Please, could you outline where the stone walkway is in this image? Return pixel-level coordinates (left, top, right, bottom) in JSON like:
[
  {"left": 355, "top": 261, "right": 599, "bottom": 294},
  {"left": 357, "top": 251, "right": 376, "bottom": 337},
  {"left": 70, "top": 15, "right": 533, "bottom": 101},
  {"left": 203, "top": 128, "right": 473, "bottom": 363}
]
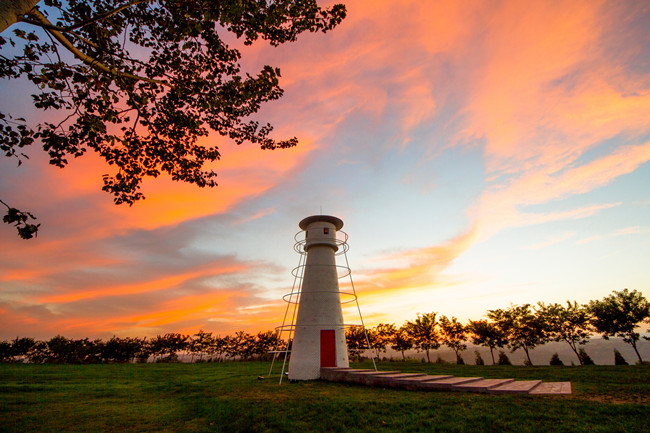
[{"left": 320, "top": 368, "right": 572, "bottom": 395}]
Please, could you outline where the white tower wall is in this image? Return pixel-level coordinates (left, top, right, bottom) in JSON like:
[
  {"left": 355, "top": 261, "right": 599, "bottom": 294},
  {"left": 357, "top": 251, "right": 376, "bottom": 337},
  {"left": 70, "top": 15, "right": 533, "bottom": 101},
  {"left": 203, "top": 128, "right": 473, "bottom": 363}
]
[{"left": 288, "top": 216, "right": 349, "bottom": 380}]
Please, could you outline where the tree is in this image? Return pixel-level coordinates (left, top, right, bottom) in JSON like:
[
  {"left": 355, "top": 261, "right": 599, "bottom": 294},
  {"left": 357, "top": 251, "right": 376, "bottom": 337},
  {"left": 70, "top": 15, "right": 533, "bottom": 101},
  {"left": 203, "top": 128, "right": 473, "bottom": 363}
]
[
  {"left": 549, "top": 353, "right": 563, "bottom": 366},
  {"left": 536, "top": 301, "right": 591, "bottom": 365},
  {"left": 0, "top": 0, "right": 346, "bottom": 238},
  {"left": 438, "top": 315, "right": 467, "bottom": 364},
  {"left": 466, "top": 319, "right": 508, "bottom": 365},
  {"left": 208, "top": 335, "right": 228, "bottom": 362},
  {"left": 614, "top": 349, "right": 628, "bottom": 365},
  {"left": 497, "top": 350, "right": 512, "bottom": 365},
  {"left": 188, "top": 330, "right": 214, "bottom": 362},
  {"left": 101, "top": 336, "right": 143, "bottom": 362},
  {"left": 226, "top": 330, "right": 255, "bottom": 360},
  {"left": 10, "top": 336, "right": 36, "bottom": 361},
  {"left": 27, "top": 340, "right": 50, "bottom": 363},
  {"left": 390, "top": 326, "right": 413, "bottom": 361},
  {"left": 588, "top": 289, "right": 650, "bottom": 364},
  {"left": 46, "top": 334, "right": 70, "bottom": 363},
  {"left": 0, "top": 340, "right": 12, "bottom": 362},
  {"left": 403, "top": 312, "right": 440, "bottom": 363},
  {"left": 578, "top": 348, "right": 594, "bottom": 365},
  {"left": 497, "top": 350, "right": 511, "bottom": 365},
  {"left": 487, "top": 304, "right": 548, "bottom": 366},
  {"left": 371, "top": 323, "right": 397, "bottom": 359},
  {"left": 345, "top": 326, "right": 367, "bottom": 362},
  {"left": 253, "top": 330, "right": 282, "bottom": 361},
  {"left": 135, "top": 337, "right": 151, "bottom": 363},
  {"left": 149, "top": 333, "right": 187, "bottom": 361}
]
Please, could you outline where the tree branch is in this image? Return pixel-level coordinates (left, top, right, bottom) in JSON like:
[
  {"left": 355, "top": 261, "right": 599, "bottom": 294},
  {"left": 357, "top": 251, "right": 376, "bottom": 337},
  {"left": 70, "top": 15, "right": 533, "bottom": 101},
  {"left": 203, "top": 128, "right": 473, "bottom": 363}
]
[
  {"left": 25, "top": 8, "right": 168, "bottom": 86},
  {"left": 18, "top": 0, "right": 152, "bottom": 33},
  {"left": 61, "top": 0, "right": 152, "bottom": 33}
]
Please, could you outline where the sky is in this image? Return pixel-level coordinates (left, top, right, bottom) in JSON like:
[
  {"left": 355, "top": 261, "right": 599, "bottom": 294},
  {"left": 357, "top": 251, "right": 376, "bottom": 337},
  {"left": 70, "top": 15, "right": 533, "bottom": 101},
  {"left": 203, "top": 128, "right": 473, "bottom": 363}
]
[{"left": 1, "top": 0, "right": 649, "bottom": 340}]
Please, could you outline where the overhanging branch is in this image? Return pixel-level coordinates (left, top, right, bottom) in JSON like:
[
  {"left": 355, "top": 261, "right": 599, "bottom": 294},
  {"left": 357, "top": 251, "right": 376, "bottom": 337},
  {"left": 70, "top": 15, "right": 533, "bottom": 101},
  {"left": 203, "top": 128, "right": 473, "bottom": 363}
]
[{"left": 26, "top": 8, "right": 168, "bottom": 86}]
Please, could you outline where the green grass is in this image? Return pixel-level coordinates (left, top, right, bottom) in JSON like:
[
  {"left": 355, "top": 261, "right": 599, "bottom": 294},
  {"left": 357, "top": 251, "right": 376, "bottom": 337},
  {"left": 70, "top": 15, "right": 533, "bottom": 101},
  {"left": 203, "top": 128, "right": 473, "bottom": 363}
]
[{"left": 1, "top": 361, "right": 648, "bottom": 433}]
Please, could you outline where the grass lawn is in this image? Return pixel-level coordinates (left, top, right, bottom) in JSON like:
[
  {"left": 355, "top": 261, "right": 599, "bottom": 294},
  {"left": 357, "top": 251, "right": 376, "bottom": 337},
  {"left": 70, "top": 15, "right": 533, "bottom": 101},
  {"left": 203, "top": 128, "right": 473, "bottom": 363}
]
[{"left": 1, "top": 361, "right": 648, "bottom": 432}]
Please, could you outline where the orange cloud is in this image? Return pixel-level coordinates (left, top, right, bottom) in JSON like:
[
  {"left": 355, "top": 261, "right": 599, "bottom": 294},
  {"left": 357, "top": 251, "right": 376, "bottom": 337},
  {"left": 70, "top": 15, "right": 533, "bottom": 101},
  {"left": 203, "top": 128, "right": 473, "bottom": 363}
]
[
  {"left": 473, "top": 142, "right": 650, "bottom": 240},
  {"left": 97, "top": 137, "right": 316, "bottom": 232},
  {"left": 21, "top": 289, "right": 250, "bottom": 338},
  {"left": 349, "top": 227, "right": 476, "bottom": 302},
  {"left": 464, "top": 1, "right": 604, "bottom": 166},
  {"left": 38, "top": 262, "right": 248, "bottom": 304},
  {"left": 122, "top": 291, "right": 244, "bottom": 328}
]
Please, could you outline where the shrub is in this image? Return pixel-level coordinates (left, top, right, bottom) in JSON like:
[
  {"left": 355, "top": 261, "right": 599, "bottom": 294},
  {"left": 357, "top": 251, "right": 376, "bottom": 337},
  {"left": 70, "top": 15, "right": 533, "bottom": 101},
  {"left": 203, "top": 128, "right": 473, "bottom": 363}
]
[
  {"left": 474, "top": 350, "right": 485, "bottom": 365},
  {"left": 497, "top": 351, "right": 511, "bottom": 365},
  {"left": 578, "top": 348, "right": 595, "bottom": 365},
  {"left": 549, "top": 353, "right": 564, "bottom": 366},
  {"left": 614, "top": 349, "right": 628, "bottom": 365},
  {"left": 435, "top": 355, "right": 446, "bottom": 364},
  {"left": 456, "top": 354, "right": 465, "bottom": 365}
]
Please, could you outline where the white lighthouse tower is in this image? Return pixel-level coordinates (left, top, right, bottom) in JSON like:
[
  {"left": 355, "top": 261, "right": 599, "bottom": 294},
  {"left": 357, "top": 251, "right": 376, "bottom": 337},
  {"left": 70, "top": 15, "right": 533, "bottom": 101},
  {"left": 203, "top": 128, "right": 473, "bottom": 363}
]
[{"left": 287, "top": 215, "right": 350, "bottom": 380}]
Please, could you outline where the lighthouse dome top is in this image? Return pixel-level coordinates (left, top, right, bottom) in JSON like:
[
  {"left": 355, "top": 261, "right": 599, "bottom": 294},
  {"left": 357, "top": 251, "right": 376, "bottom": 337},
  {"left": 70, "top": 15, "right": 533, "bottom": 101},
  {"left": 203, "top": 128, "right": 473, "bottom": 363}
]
[{"left": 299, "top": 215, "right": 343, "bottom": 231}]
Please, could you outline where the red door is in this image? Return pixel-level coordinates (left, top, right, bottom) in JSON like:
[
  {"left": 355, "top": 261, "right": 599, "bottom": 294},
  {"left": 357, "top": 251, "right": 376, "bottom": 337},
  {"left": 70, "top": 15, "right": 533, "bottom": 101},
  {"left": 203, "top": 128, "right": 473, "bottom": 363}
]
[{"left": 320, "top": 330, "right": 336, "bottom": 367}]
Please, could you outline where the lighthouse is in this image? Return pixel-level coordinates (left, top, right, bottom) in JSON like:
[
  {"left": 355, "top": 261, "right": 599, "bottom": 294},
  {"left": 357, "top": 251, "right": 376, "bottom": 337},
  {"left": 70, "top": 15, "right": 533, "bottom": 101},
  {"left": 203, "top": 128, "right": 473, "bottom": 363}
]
[{"left": 287, "top": 215, "right": 350, "bottom": 380}]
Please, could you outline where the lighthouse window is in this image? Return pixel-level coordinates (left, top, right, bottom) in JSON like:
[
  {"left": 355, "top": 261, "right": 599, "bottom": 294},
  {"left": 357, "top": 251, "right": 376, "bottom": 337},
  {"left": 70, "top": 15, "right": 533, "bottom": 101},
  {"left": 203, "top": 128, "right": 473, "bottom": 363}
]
[{"left": 323, "top": 228, "right": 329, "bottom": 235}]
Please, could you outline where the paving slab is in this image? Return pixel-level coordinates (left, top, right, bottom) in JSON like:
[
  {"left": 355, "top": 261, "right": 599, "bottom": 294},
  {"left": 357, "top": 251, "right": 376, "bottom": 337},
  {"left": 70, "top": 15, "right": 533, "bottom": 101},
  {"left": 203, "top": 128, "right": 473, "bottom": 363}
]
[
  {"left": 528, "top": 382, "right": 572, "bottom": 395},
  {"left": 320, "top": 368, "right": 373, "bottom": 381},
  {"left": 344, "top": 370, "right": 402, "bottom": 384},
  {"left": 489, "top": 380, "right": 542, "bottom": 395},
  {"left": 417, "top": 377, "right": 483, "bottom": 390},
  {"left": 452, "top": 378, "right": 515, "bottom": 393},
  {"left": 365, "top": 373, "right": 428, "bottom": 387},
  {"left": 393, "top": 375, "right": 454, "bottom": 390}
]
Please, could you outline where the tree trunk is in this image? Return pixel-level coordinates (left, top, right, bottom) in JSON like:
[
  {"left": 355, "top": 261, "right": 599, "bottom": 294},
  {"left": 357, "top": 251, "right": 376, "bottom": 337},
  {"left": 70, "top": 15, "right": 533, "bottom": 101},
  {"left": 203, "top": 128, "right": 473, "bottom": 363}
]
[
  {"left": 523, "top": 346, "right": 533, "bottom": 365},
  {"left": 631, "top": 341, "right": 643, "bottom": 364},
  {"left": 426, "top": 349, "right": 430, "bottom": 363},
  {"left": 567, "top": 340, "right": 582, "bottom": 365},
  {"left": 0, "top": 0, "right": 40, "bottom": 34},
  {"left": 489, "top": 347, "right": 495, "bottom": 365}
]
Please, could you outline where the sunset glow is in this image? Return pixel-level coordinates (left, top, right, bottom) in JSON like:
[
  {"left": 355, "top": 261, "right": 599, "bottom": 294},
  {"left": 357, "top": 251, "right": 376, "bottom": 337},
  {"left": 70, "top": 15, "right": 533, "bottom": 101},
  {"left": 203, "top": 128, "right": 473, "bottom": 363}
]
[{"left": 1, "top": 0, "right": 649, "bottom": 340}]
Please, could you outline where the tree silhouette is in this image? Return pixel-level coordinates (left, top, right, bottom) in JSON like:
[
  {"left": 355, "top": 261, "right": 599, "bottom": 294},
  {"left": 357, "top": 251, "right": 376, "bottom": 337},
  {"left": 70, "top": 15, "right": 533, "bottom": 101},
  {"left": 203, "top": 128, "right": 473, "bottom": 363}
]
[
  {"left": 370, "top": 323, "right": 397, "bottom": 359},
  {"left": 253, "top": 330, "right": 282, "bottom": 361},
  {"left": 390, "top": 326, "right": 414, "bottom": 361},
  {"left": 345, "top": 326, "right": 368, "bottom": 362},
  {"left": 0, "top": 0, "right": 346, "bottom": 238},
  {"left": 188, "top": 330, "right": 214, "bottom": 362},
  {"left": 488, "top": 304, "right": 548, "bottom": 366},
  {"left": 536, "top": 301, "right": 591, "bottom": 365},
  {"left": 438, "top": 315, "right": 467, "bottom": 364},
  {"left": 588, "top": 289, "right": 649, "bottom": 364},
  {"left": 403, "top": 312, "right": 440, "bottom": 363},
  {"left": 466, "top": 319, "right": 508, "bottom": 365},
  {"left": 0, "top": 340, "right": 11, "bottom": 362},
  {"left": 549, "top": 353, "right": 563, "bottom": 366},
  {"left": 101, "top": 336, "right": 144, "bottom": 363},
  {"left": 613, "top": 349, "right": 628, "bottom": 365},
  {"left": 10, "top": 336, "right": 36, "bottom": 361}
]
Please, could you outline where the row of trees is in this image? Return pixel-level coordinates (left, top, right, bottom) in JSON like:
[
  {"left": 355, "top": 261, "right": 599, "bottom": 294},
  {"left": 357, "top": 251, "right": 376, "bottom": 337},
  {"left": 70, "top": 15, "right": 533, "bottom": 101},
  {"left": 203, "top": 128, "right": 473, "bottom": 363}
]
[
  {"left": 1, "top": 289, "right": 648, "bottom": 365},
  {"left": 346, "top": 289, "right": 650, "bottom": 365},
  {"left": 0, "top": 330, "right": 282, "bottom": 364}
]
